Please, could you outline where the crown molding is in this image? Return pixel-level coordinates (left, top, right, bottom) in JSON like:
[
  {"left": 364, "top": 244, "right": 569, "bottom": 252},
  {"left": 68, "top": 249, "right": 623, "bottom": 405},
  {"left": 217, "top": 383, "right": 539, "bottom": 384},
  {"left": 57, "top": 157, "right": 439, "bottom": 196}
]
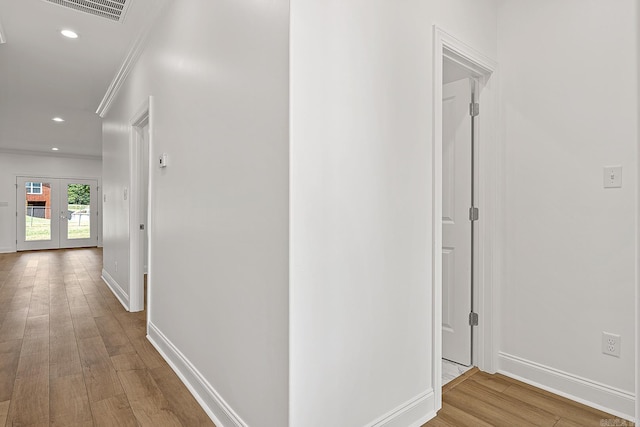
[
  {"left": 0, "top": 147, "right": 101, "bottom": 161},
  {"left": 96, "top": 0, "right": 172, "bottom": 118}
]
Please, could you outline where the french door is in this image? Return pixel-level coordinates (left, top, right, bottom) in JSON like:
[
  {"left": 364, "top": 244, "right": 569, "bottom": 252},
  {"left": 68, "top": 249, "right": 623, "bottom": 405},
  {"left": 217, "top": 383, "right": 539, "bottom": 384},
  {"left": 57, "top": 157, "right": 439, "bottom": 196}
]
[{"left": 17, "top": 177, "right": 98, "bottom": 251}]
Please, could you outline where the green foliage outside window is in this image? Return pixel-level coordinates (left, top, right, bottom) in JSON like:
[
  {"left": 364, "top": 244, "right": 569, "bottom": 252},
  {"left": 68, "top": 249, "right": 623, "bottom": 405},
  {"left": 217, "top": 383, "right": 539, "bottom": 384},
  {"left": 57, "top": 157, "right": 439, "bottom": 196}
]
[{"left": 67, "top": 184, "right": 91, "bottom": 205}]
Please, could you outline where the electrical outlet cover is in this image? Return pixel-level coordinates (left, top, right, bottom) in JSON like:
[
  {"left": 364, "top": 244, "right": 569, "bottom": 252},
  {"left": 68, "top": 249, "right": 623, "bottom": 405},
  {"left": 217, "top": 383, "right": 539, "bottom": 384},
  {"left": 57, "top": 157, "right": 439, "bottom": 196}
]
[{"left": 602, "top": 332, "right": 621, "bottom": 357}]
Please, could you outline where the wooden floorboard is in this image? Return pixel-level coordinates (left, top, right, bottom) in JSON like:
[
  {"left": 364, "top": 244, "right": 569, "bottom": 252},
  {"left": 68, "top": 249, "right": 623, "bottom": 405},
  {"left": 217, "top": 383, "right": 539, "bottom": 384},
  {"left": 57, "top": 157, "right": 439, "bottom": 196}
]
[
  {"left": 425, "top": 370, "right": 634, "bottom": 427},
  {"left": 0, "top": 248, "right": 215, "bottom": 427}
]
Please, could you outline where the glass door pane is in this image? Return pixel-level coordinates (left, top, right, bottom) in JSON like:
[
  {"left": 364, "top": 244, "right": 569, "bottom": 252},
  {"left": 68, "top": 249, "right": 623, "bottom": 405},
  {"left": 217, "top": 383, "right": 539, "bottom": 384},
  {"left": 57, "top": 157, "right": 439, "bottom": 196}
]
[
  {"left": 17, "top": 177, "right": 60, "bottom": 251},
  {"left": 66, "top": 183, "right": 91, "bottom": 240},
  {"left": 59, "top": 179, "right": 98, "bottom": 249},
  {"left": 25, "top": 181, "right": 52, "bottom": 241}
]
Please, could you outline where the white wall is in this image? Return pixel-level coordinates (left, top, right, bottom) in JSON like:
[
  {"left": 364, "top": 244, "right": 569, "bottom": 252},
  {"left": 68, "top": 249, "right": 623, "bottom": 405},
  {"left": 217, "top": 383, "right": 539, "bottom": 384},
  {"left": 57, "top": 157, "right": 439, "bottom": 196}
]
[
  {"left": 290, "top": 1, "right": 498, "bottom": 425},
  {"left": 101, "top": 0, "right": 289, "bottom": 426},
  {"left": 101, "top": 118, "right": 131, "bottom": 302},
  {"left": 0, "top": 151, "right": 102, "bottom": 253},
  {"left": 497, "top": 0, "right": 638, "bottom": 418},
  {"left": 101, "top": 0, "right": 640, "bottom": 424}
]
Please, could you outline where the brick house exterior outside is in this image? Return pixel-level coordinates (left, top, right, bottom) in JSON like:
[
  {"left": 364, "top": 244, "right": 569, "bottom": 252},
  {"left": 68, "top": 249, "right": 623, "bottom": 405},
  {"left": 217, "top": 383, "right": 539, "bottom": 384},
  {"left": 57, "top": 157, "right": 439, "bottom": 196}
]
[{"left": 26, "top": 182, "right": 52, "bottom": 219}]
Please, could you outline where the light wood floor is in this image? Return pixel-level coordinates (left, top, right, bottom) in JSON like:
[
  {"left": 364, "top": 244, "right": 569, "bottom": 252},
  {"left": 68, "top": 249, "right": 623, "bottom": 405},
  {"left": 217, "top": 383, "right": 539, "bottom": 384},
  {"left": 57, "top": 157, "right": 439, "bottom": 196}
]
[
  {"left": 1, "top": 248, "right": 633, "bottom": 427},
  {"left": 424, "top": 368, "right": 633, "bottom": 427},
  {"left": 0, "top": 248, "right": 214, "bottom": 426}
]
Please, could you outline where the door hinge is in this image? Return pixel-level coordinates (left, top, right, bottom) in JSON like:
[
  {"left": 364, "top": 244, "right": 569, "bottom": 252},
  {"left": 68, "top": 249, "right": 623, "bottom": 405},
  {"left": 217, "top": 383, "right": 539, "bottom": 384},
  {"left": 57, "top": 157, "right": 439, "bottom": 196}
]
[
  {"left": 469, "top": 312, "right": 479, "bottom": 326},
  {"left": 469, "top": 207, "right": 479, "bottom": 221},
  {"left": 469, "top": 102, "right": 480, "bottom": 117}
]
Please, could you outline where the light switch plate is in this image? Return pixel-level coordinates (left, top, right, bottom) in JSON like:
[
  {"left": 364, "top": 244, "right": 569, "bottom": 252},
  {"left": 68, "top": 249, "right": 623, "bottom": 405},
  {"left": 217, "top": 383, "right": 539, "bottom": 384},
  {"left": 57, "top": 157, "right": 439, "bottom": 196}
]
[{"left": 603, "top": 166, "right": 622, "bottom": 188}]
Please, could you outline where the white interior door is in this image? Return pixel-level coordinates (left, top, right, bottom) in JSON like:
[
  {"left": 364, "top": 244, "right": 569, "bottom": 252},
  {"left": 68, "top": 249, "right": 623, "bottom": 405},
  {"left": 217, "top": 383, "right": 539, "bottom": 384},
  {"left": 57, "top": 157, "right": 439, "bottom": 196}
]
[
  {"left": 442, "top": 78, "right": 473, "bottom": 366},
  {"left": 17, "top": 177, "right": 98, "bottom": 251}
]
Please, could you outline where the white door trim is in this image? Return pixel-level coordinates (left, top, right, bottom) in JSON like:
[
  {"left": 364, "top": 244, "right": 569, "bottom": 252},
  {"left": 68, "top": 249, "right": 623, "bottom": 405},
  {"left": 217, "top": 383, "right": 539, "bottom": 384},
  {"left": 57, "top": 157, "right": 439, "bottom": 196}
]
[
  {"left": 129, "top": 96, "right": 153, "bottom": 314},
  {"left": 432, "top": 25, "right": 499, "bottom": 410}
]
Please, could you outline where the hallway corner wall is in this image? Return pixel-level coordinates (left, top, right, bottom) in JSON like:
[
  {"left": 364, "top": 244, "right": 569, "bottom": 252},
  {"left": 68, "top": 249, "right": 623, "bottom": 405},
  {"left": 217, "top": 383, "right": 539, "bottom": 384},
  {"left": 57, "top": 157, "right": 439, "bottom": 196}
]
[
  {"left": 101, "top": 0, "right": 290, "bottom": 426},
  {"left": 289, "top": 1, "right": 499, "bottom": 425}
]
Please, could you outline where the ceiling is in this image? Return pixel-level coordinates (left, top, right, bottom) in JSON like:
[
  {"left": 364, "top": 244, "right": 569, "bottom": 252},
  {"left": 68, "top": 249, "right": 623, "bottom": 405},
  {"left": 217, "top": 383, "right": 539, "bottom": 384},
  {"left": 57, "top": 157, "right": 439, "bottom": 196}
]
[{"left": 0, "top": 0, "right": 161, "bottom": 158}]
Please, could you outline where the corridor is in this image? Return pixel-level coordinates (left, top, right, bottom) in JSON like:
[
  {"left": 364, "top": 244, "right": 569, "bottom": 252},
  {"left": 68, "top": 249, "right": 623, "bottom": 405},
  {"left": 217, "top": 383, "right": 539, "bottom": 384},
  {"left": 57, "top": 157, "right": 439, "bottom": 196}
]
[{"left": 0, "top": 248, "right": 214, "bottom": 426}]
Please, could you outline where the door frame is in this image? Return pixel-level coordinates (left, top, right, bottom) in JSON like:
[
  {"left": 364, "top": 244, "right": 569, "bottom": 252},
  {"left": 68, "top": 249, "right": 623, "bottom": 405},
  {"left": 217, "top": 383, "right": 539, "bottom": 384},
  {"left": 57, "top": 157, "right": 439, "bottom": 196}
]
[
  {"left": 129, "top": 97, "right": 154, "bottom": 314},
  {"left": 432, "top": 25, "right": 499, "bottom": 409}
]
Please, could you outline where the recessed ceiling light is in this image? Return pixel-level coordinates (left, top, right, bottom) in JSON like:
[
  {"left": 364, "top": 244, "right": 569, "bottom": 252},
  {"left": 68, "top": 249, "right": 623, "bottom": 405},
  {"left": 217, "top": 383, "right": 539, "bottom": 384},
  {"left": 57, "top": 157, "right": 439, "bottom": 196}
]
[
  {"left": 61, "top": 29, "right": 78, "bottom": 39},
  {"left": 52, "top": 117, "right": 65, "bottom": 122},
  {"left": 51, "top": 147, "right": 59, "bottom": 151}
]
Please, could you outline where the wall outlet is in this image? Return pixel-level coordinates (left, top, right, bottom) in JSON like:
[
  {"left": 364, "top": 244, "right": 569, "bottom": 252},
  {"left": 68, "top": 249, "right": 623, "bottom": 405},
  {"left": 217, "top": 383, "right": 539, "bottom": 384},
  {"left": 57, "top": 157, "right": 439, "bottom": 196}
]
[{"left": 602, "top": 332, "right": 621, "bottom": 357}]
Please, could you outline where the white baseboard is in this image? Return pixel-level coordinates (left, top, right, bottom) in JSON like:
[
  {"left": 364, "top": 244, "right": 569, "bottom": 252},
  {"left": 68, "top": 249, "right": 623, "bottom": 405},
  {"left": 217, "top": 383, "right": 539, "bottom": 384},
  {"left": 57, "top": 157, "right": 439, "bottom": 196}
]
[
  {"left": 365, "top": 389, "right": 436, "bottom": 427},
  {"left": 0, "top": 247, "right": 15, "bottom": 254},
  {"left": 498, "top": 352, "right": 635, "bottom": 421},
  {"left": 101, "top": 268, "right": 130, "bottom": 311},
  {"left": 147, "top": 322, "right": 247, "bottom": 427}
]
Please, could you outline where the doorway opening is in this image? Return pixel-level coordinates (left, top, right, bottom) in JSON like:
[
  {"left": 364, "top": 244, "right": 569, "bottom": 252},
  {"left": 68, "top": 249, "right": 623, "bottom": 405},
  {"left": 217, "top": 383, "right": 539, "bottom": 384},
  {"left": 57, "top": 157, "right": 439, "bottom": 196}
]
[
  {"left": 129, "top": 98, "right": 152, "bottom": 314},
  {"left": 441, "top": 60, "right": 481, "bottom": 384},
  {"left": 17, "top": 176, "right": 99, "bottom": 251},
  {"left": 432, "top": 25, "right": 498, "bottom": 411}
]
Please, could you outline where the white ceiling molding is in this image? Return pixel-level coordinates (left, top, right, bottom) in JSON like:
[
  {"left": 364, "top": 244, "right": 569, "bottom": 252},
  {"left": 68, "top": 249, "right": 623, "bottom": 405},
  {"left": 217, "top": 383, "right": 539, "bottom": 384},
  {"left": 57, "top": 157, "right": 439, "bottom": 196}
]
[
  {"left": 96, "top": 0, "right": 172, "bottom": 118},
  {"left": 0, "top": 147, "right": 102, "bottom": 161}
]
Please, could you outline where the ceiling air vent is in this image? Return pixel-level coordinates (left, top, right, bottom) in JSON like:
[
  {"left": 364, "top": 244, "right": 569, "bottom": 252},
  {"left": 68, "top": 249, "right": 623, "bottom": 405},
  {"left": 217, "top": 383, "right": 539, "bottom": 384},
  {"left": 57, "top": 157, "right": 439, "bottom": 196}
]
[{"left": 43, "top": 0, "right": 131, "bottom": 23}]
